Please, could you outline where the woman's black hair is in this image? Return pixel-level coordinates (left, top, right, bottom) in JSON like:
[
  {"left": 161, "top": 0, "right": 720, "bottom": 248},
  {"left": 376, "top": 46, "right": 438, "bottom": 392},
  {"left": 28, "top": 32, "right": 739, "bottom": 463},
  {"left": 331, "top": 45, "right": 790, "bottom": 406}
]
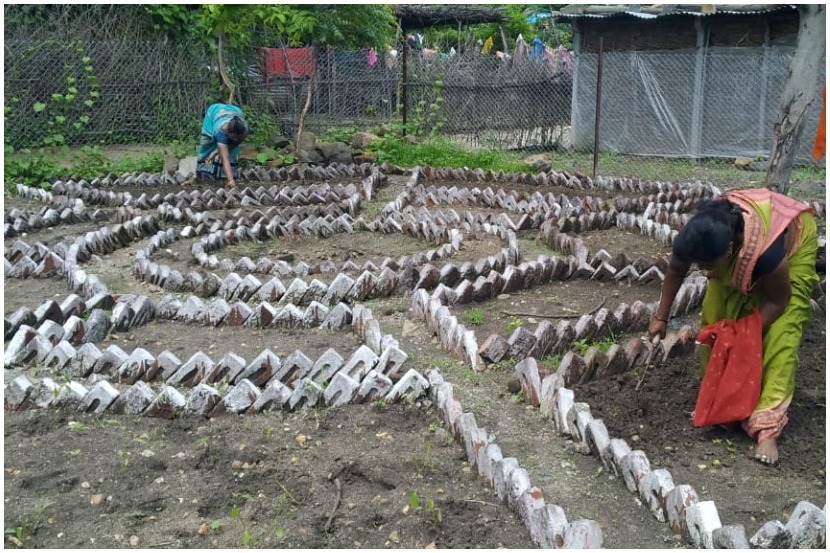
[
  {"left": 227, "top": 116, "right": 248, "bottom": 139},
  {"left": 672, "top": 199, "right": 745, "bottom": 264}
]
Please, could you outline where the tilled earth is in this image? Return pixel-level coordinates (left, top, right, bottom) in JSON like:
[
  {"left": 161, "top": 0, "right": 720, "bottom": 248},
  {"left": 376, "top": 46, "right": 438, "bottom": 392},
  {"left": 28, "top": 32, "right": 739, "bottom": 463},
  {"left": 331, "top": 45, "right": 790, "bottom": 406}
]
[{"left": 3, "top": 169, "right": 826, "bottom": 549}]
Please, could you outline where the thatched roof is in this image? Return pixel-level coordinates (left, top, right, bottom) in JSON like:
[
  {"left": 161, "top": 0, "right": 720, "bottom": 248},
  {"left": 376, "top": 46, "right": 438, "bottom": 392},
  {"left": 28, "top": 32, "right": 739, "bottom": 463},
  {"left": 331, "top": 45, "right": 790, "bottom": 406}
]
[{"left": 395, "top": 4, "right": 510, "bottom": 29}]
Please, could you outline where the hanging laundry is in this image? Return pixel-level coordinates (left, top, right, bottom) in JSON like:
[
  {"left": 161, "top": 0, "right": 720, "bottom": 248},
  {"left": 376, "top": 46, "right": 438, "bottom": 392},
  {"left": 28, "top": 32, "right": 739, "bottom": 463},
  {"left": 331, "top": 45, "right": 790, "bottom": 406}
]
[
  {"left": 481, "top": 37, "right": 494, "bottom": 55},
  {"left": 530, "top": 37, "right": 545, "bottom": 62},
  {"left": 514, "top": 34, "right": 528, "bottom": 65},
  {"left": 385, "top": 48, "right": 398, "bottom": 70}
]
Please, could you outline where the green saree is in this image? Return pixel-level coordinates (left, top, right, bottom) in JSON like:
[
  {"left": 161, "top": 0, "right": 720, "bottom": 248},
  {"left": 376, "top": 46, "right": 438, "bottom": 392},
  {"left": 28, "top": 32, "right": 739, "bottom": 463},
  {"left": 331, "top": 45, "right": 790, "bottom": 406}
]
[{"left": 699, "top": 200, "right": 819, "bottom": 442}]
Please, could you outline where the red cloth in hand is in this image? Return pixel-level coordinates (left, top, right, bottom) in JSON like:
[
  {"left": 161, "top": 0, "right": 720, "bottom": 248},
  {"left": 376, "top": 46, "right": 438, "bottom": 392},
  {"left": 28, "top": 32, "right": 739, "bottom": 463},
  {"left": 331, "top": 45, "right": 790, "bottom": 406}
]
[{"left": 693, "top": 308, "right": 763, "bottom": 428}]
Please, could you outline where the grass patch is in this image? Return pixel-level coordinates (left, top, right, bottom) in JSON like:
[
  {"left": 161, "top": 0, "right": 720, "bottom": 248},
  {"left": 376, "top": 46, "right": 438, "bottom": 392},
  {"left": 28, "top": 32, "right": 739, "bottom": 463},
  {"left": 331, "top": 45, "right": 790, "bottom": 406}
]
[{"left": 371, "top": 135, "right": 533, "bottom": 173}]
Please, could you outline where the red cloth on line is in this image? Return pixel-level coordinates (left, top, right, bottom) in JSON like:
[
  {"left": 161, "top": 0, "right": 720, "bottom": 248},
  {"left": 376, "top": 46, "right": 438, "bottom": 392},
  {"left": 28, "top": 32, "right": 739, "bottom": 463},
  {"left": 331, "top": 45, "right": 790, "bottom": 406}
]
[{"left": 693, "top": 308, "right": 763, "bottom": 428}]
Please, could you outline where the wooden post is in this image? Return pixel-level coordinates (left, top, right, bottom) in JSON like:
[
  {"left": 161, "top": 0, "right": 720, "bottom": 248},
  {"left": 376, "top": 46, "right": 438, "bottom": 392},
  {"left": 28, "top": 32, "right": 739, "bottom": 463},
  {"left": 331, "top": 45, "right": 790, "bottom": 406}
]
[
  {"left": 499, "top": 24, "right": 510, "bottom": 56},
  {"left": 592, "top": 37, "right": 604, "bottom": 180},
  {"left": 765, "top": 4, "right": 826, "bottom": 193}
]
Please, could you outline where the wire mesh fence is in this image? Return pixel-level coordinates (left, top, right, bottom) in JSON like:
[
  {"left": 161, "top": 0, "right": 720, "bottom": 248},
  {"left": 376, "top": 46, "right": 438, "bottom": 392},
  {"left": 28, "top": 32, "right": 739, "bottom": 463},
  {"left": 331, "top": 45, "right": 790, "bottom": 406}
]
[
  {"left": 3, "top": 7, "right": 824, "bottom": 167},
  {"left": 571, "top": 48, "right": 825, "bottom": 164},
  {"left": 4, "top": 37, "right": 214, "bottom": 148}
]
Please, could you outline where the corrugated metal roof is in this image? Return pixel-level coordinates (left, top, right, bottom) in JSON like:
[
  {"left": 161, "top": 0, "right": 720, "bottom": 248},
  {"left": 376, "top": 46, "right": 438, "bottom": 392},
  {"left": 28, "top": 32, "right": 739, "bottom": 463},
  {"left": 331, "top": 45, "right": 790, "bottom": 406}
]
[{"left": 554, "top": 4, "right": 797, "bottom": 21}]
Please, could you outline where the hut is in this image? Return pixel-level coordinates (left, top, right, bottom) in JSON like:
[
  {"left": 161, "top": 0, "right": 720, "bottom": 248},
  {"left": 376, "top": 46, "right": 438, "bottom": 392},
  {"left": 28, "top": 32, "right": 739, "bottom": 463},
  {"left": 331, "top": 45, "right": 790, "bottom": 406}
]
[{"left": 554, "top": 4, "right": 823, "bottom": 162}]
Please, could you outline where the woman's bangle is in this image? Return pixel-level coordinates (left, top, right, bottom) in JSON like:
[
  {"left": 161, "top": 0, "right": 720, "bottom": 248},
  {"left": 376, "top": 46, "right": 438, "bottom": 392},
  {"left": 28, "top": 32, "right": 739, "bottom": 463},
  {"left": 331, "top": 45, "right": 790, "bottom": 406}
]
[{"left": 653, "top": 315, "right": 669, "bottom": 323}]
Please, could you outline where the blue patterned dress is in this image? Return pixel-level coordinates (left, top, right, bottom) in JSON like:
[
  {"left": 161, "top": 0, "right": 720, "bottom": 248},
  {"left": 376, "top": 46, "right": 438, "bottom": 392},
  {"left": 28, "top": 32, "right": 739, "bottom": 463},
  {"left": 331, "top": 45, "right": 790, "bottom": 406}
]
[{"left": 196, "top": 103, "right": 248, "bottom": 179}]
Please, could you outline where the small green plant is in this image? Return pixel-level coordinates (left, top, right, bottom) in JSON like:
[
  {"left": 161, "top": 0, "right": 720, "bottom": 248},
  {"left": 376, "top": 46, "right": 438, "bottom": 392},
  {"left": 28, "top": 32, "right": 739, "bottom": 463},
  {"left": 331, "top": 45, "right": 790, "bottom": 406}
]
[
  {"left": 489, "top": 356, "right": 517, "bottom": 372},
  {"left": 408, "top": 491, "right": 443, "bottom": 526},
  {"left": 229, "top": 505, "right": 240, "bottom": 519},
  {"left": 68, "top": 448, "right": 81, "bottom": 457},
  {"left": 3, "top": 146, "right": 59, "bottom": 191},
  {"left": 371, "top": 398, "right": 388, "bottom": 409},
  {"left": 241, "top": 528, "right": 258, "bottom": 547},
  {"left": 412, "top": 444, "right": 436, "bottom": 477},
  {"left": 408, "top": 76, "right": 446, "bottom": 138},
  {"left": 67, "top": 421, "right": 87, "bottom": 432},
  {"left": 505, "top": 317, "right": 523, "bottom": 334},
  {"left": 210, "top": 519, "right": 225, "bottom": 533},
  {"left": 465, "top": 308, "right": 485, "bottom": 326},
  {"left": 573, "top": 338, "right": 590, "bottom": 355},
  {"left": 264, "top": 427, "right": 274, "bottom": 441},
  {"left": 243, "top": 102, "right": 283, "bottom": 145},
  {"left": 318, "top": 125, "right": 361, "bottom": 144},
  {"left": 512, "top": 389, "right": 525, "bottom": 404},
  {"left": 539, "top": 354, "right": 562, "bottom": 372},
  {"left": 573, "top": 332, "right": 618, "bottom": 355},
  {"left": 116, "top": 449, "right": 130, "bottom": 470}
]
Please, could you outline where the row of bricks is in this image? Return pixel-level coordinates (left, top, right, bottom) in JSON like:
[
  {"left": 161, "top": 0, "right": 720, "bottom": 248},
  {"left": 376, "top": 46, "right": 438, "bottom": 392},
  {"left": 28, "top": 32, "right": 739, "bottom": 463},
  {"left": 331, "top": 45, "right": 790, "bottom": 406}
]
[
  {"left": 424, "top": 368, "right": 604, "bottom": 548},
  {"left": 49, "top": 178, "right": 365, "bottom": 210},
  {"left": 512, "top": 357, "right": 826, "bottom": 548},
  {"left": 4, "top": 365, "right": 430, "bottom": 418}
]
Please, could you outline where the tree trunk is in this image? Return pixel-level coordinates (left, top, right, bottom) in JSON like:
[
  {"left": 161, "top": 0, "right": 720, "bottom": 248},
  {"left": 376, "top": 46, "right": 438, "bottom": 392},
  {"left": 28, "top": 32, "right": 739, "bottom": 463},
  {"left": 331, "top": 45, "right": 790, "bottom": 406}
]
[
  {"left": 217, "top": 30, "right": 236, "bottom": 105},
  {"left": 764, "top": 5, "right": 825, "bottom": 193}
]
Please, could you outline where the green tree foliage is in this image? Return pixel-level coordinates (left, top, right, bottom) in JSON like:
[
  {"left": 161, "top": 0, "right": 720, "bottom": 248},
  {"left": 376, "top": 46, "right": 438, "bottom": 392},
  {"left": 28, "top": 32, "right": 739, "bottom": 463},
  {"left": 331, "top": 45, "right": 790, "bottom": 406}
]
[
  {"left": 141, "top": 4, "right": 394, "bottom": 50},
  {"left": 311, "top": 5, "right": 396, "bottom": 50},
  {"left": 417, "top": 4, "right": 572, "bottom": 53}
]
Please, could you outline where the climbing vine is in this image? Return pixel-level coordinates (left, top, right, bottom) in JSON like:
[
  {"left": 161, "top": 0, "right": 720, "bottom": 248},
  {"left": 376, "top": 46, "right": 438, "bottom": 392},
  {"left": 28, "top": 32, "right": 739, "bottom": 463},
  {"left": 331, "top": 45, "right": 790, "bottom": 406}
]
[{"left": 19, "top": 42, "right": 100, "bottom": 148}]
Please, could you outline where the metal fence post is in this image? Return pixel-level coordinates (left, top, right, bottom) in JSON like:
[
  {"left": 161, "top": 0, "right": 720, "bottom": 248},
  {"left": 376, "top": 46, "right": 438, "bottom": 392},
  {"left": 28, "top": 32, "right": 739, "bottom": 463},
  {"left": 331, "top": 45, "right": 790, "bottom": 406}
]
[
  {"left": 592, "top": 37, "right": 604, "bottom": 179},
  {"left": 689, "top": 17, "right": 708, "bottom": 160},
  {"left": 402, "top": 42, "right": 408, "bottom": 136}
]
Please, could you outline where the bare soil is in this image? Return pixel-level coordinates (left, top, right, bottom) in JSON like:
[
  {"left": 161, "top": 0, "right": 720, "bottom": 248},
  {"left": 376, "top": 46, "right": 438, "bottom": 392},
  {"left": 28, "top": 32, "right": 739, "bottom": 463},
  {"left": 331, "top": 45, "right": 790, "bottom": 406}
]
[{"left": 4, "top": 168, "right": 826, "bottom": 549}]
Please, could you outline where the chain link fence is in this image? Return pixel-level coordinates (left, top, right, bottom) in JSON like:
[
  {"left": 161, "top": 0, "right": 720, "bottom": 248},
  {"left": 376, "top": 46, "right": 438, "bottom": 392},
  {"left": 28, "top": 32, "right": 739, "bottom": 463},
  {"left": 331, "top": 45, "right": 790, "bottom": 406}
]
[
  {"left": 4, "top": 6, "right": 215, "bottom": 149},
  {"left": 571, "top": 47, "right": 824, "bottom": 164},
  {"left": 232, "top": 41, "right": 573, "bottom": 151},
  {"left": 4, "top": 6, "right": 824, "bottom": 165}
]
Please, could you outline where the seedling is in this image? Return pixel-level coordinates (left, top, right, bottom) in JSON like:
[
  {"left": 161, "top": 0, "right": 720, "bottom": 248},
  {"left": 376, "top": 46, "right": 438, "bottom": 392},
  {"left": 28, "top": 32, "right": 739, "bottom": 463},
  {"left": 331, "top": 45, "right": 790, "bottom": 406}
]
[
  {"left": 505, "top": 317, "right": 523, "bottom": 334},
  {"left": 116, "top": 449, "right": 130, "bottom": 470},
  {"left": 512, "top": 389, "right": 524, "bottom": 404},
  {"left": 240, "top": 528, "right": 257, "bottom": 547},
  {"left": 412, "top": 444, "right": 436, "bottom": 477},
  {"left": 573, "top": 332, "right": 618, "bottom": 355},
  {"left": 465, "top": 308, "right": 485, "bottom": 326},
  {"left": 407, "top": 491, "right": 442, "bottom": 526}
]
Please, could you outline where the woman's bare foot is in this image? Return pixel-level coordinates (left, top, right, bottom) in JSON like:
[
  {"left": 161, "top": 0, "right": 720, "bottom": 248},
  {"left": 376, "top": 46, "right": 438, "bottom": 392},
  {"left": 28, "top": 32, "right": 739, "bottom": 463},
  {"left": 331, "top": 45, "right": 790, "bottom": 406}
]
[{"left": 754, "top": 438, "right": 779, "bottom": 466}]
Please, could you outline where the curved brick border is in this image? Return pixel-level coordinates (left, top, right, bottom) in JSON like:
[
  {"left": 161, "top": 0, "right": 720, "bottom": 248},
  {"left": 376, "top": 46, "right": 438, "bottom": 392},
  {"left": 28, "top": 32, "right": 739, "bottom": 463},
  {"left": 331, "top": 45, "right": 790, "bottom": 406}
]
[
  {"left": 424, "top": 368, "right": 604, "bottom": 548},
  {"left": 5, "top": 162, "right": 827, "bottom": 548},
  {"left": 4, "top": 214, "right": 162, "bottom": 282},
  {"left": 5, "top": 299, "right": 427, "bottom": 417},
  {"left": 511, "top": 356, "right": 826, "bottom": 548}
]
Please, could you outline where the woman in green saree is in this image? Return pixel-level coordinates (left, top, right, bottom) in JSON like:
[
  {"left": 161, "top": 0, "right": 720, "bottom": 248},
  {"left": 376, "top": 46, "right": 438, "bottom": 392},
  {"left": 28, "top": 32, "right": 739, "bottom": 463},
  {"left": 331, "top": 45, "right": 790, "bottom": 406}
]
[{"left": 649, "top": 188, "right": 819, "bottom": 466}]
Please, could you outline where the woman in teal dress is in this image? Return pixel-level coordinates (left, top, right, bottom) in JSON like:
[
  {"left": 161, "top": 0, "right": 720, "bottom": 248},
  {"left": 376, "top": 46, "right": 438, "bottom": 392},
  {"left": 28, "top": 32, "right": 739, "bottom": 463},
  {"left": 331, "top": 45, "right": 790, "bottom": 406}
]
[{"left": 196, "top": 103, "right": 249, "bottom": 188}]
